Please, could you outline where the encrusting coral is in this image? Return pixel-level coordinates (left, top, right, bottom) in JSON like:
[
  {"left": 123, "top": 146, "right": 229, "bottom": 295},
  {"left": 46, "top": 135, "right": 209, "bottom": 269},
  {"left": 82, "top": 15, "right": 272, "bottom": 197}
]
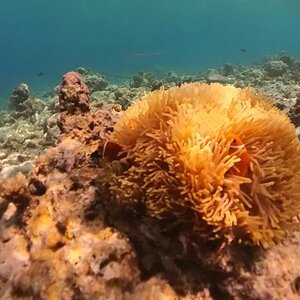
[{"left": 105, "top": 83, "right": 300, "bottom": 247}]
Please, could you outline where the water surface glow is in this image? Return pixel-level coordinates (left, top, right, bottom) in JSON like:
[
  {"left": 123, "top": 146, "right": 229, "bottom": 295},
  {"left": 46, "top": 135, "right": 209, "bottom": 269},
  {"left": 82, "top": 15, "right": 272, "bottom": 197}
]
[{"left": 0, "top": 0, "right": 300, "bottom": 101}]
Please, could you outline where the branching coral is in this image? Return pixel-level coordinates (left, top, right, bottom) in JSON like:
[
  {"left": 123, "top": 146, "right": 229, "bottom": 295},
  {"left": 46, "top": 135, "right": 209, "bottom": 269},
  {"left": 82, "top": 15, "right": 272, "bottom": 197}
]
[{"left": 105, "top": 83, "right": 300, "bottom": 247}]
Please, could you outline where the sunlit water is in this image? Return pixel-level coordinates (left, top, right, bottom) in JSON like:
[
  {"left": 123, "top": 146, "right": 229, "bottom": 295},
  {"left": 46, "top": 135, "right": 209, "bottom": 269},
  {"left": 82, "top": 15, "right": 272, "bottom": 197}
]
[{"left": 1, "top": 0, "right": 300, "bottom": 104}]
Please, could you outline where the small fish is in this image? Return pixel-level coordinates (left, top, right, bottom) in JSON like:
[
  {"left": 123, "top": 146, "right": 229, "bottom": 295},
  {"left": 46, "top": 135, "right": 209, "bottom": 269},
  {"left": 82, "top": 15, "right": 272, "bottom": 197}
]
[
  {"left": 134, "top": 51, "right": 164, "bottom": 57},
  {"left": 228, "top": 136, "right": 250, "bottom": 177},
  {"left": 37, "top": 72, "right": 44, "bottom": 77},
  {"left": 240, "top": 48, "right": 247, "bottom": 53},
  {"left": 98, "top": 140, "right": 125, "bottom": 161},
  {"left": 123, "top": 51, "right": 164, "bottom": 59}
]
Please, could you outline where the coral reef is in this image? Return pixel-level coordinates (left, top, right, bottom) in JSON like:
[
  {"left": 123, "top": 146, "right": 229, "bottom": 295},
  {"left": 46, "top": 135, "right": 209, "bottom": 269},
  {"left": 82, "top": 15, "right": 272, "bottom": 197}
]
[
  {"left": 10, "top": 83, "right": 30, "bottom": 111},
  {"left": 77, "top": 67, "right": 108, "bottom": 92},
  {"left": 263, "top": 60, "right": 289, "bottom": 77},
  {"left": 10, "top": 83, "right": 46, "bottom": 118},
  {"left": 59, "top": 71, "right": 90, "bottom": 114},
  {"left": 205, "top": 69, "right": 232, "bottom": 84},
  {"left": 0, "top": 54, "right": 300, "bottom": 299},
  {"left": 130, "top": 71, "right": 156, "bottom": 88},
  {"left": 0, "top": 88, "right": 58, "bottom": 179},
  {"left": 90, "top": 84, "right": 147, "bottom": 110},
  {"left": 0, "top": 72, "right": 138, "bottom": 299},
  {"left": 290, "top": 96, "right": 300, "bottom": 127}
]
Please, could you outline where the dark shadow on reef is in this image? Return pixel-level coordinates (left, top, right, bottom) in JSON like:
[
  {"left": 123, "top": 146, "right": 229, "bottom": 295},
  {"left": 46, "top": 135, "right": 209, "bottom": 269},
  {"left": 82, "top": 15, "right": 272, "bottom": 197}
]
[{"left": 90, "top": 180, "right": 264, "bottom": 299}]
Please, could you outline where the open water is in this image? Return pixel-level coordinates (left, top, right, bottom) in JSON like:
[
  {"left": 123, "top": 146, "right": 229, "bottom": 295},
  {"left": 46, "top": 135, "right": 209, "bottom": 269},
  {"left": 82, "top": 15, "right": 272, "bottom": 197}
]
[{"left": 1, "top": 0, "right": 300, "bottom": 103}]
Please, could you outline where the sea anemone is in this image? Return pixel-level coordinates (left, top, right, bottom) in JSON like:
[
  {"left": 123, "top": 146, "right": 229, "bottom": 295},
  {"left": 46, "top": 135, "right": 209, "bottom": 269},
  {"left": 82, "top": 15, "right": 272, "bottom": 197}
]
[{"left": 106, "top": 83, "right": 300, "bottom": 247}]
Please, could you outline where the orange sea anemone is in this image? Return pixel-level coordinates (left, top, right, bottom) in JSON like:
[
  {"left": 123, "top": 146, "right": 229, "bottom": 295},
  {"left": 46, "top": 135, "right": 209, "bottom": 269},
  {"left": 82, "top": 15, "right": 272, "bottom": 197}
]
[{"left": 106, "top": 83, "right": 300, "bottom": 247}]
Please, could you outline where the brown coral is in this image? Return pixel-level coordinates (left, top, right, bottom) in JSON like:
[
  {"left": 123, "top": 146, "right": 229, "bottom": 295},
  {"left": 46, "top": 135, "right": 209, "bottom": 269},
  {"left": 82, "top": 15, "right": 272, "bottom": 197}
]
[
  {"left": 107, "top": 83, "right": 300, "bottom": 247},
  {"left": 59, "top": 71, "right": 90, "bottom": 114}
]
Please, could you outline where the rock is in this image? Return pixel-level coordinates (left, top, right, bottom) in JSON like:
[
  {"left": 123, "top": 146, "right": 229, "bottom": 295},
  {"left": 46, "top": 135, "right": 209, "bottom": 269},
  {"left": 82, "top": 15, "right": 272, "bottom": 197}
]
[
  {"left": 0, "top": 234, "right": 30, "bottom": 280},
  {"left": 77, "top": 67, "right": 108, "bottom": 92},
  {"left": 289, "top": 96, "right": 300, "bottom": 127},
  {"left": 85, "top": 74, "right": 108, "bottom": 92},
  {"left": 206, "top": 70, "right": 229, "bottom": 84},
  {"left": 10, "top": 83, "right": 30, "bottom": 111},
  {"left": 130, "top": 71, "right": 156, "bottom": 88},
  {"left": 0, "top": 151, "right": 7, "bottom": 160},
  {"left": 24, "top": 139, "right": 38, "bottom": 148},
  {"left": 222, "top": 63, "right": 235, "bottom": 76},
  {"left": 59, "top": 71, "right": 90, "bottom": 113},
  {"left": 296, "top": 127, "right": 300, "bottom": 140},
  {"left": 0, "top": 160, "right": 34, "bottom": 179},
  {"left": 15, "top": 98, "right": 47, "bottom": 120},
  {"left": 277, "top": 51, "right": 295, "bottom": 66},
  {"left": 90, "top": 90, "right": 116, "bottom": 103},
  {"left": 264, "top": 60, "right": 288, "bottom": 77},
  {"left": 165, "top": 71, "right": 180, "bottom": 83},
  {"left": 113, "top": 86, "right": 143, "bottom": 109},
  {"left": 0, "top": 112, "right": 15, "bottom": 127},
  {"left": 0, "top": 128, "right": 8, "bottom": 143},
  {"left": 2, "top": 202, "right": 17, "bottom": 221}
]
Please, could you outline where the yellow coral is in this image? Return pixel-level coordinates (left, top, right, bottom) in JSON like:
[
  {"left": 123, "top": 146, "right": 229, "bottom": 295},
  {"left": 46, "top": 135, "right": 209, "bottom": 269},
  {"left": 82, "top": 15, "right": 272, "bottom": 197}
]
[{"left": 108, "top": 83, "right": 300, "bottom": 247}]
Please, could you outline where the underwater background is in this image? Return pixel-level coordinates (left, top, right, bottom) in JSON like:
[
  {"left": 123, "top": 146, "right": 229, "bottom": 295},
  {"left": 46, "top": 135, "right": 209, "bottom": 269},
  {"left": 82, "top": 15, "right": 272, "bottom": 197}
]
[
  {"left": 1, "top": 0, "right": 300, "bottom": 104},
  {"left": 1, "top": 1, "right": 300, "bottom": 298}
]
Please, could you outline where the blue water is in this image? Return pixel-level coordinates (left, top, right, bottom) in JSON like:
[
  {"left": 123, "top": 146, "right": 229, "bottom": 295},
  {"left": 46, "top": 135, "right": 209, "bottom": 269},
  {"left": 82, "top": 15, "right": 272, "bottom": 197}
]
[{"left": 1, "top": 0, "right": 300, "bottom": 104}]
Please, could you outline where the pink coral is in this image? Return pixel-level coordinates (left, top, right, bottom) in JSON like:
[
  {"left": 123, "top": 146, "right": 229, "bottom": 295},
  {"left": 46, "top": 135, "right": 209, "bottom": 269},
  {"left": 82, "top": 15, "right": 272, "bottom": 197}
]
[{"left": 59, "top": 71, "right": 90, "bottom": 113}]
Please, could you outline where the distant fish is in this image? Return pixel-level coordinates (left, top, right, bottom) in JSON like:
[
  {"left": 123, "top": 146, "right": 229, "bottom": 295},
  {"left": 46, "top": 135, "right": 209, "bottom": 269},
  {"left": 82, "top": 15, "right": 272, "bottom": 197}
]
[
  {"left": 37, "top": 72, "right": 44, "bottom": 77},
  {"left": 123, "top": 51, "right": 164, "bottom": 59},
  {"left": 240, "top": 48, "right": 247, "bottom": 53},
  {"left": 134, "top": 51, "right": 164, "bottom": 57}
]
